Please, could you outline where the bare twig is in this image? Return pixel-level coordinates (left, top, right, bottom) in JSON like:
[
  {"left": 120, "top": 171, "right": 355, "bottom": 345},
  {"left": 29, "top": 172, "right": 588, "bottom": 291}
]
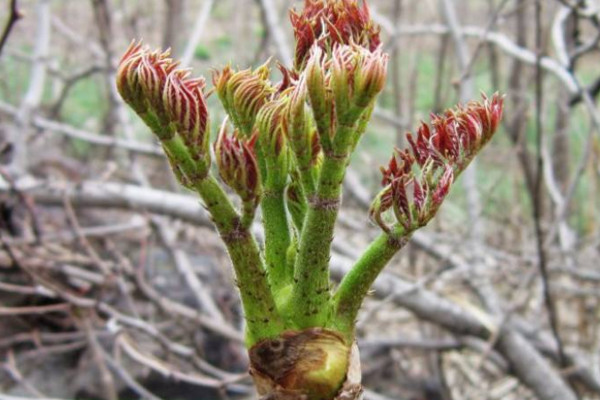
[
  {"left": 100, "top": 346, "right": 164, "bottom": 400},
  {"left": 0, "top": 166, "right": 43, "bottom": 240},
  {"left": 0, "top": 396, "right": 66, "bottom": 400},
  {"left": 162, "top": 0, "right": 185, "bottom": 53},
  {"left": 533, "top": 0, "right": 570, "bottom": 373},
  {"left": 0, "top": 101, "right": 163, "bottom": 157},
  {"left": 0, "top": 303, "right": 71, "bottom": 316},
  {"left": 179, "top": 0, "right": 215, "bottom": 68},
  {"left": 456, "top": 0, "right": 511, "bottom": 84},
  {"left": 359, "top": 336, "right": 461, "bottom": 351},
  {"left": 9, "top": 0, "right": 51, "bottom": 173},
  {"left": 3, "top": 177, "right": 598, "bottom": 397},
  {"left": 0, "top": 0, "right": 22, "bottom": 57},
  {"left": 115, "top": 334, "right": 233, "bottom": 389},
  {"left": 390, "top": 0, "right": 406, "bottom": 146},
  {"left": 63, "top": 196, "right": 112, "bottom": 276},
  {"left": 2, "top": 351, "right": 47, "bottom": 399},
  {"left": 51, "top": 15, "right": 104, "bottom": 58},
  {"left": 255, "top": 0, "right": 293, "bottom": 67},
  {"left": 132, "top": 260, "right": 242, "bottom": 342},
  {"left": 80, "top": 315, "right": 118, "bottom": 400},
  {"left": 438, "top": 0, "right": 483, "bottom": 238},
  {"left": 377, "top": 22, "right": 580, "bottom": 93},
  {"left": 151, "top": 219, "right": 226, "bottom": 323}
]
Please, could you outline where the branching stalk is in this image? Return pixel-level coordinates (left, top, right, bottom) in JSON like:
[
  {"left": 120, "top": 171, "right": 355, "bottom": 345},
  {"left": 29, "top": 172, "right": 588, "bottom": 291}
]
[
  {"left": 290, "top": 122, "right": 359, "bottom": 327},
  {"left": 332, "top": 226, "right": 409, "bottom": 334}
]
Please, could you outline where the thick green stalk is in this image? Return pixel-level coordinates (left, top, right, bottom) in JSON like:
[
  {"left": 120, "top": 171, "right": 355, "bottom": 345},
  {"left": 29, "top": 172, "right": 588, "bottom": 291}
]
[
  {"left": 290, "top": 123, "right": 357, "bottom": 328},
  {"left": 350, "top": 102, "right": 375, "bottom": 152},
  {"left": 257, "top": 130, "right": 292, "bottom": 291},
  {"left": 295, "top": 162, "right": 317, "bottom": 198},
  {"left": 161, "top": 138, "right": 282, "bottom": 345},
  {"left": 289, "top": 96, "right": 318, "bottom": 197},
  {"left": 241, "top": 199, "right": 258, "bottom": 228},
  {"left": 261, "top": 189, "right": 292, "bottom": 291},
  {"left": 331, "top": 226, "right": 409, "bottom": 336},
  {"left": 194, "top": 175, "right": 284, "bottom": 345},
  {"left": 162, "top": 135, "right": 208, "bottom": 187}
]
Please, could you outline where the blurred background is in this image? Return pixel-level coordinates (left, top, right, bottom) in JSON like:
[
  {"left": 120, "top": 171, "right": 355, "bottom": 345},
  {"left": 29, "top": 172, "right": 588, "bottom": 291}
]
[{"left": 0, "top": 0, "right": 599, "bottom": 399}]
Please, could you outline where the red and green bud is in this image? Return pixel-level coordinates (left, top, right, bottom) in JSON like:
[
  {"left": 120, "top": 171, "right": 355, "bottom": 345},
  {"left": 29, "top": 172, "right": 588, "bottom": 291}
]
[
  {"left": 289, "top": 79, "right": 323, "bottom": 172},
  {"left": 371, "top": 94, "right": 504, "bottom": 232},
  {"left": 163, "top": 70, "right": 210, "bottom": 159},
  {"left": 256, "top": 96, "right": 291, "bottom": 186},
  {"left": 290, "top": 0, "right": 381, "bottom": 69},
  {"left": 275, "top": 62, "right": 298, "bottom": 94},
  {"left": 330, "top": 45, "right": 354, "bottom": 120},
  {"left": 368, "top": 185, "right": 394, "bottom": 233},
  {"left": 213, "top": 62, "right": 275, "bottom": 137},
  {"left": 117, "top": 41, "right": 175, "bottom": 139},
  {"left": 302, "top": 44, "right": 387, "bottom": 149},
  {"left": 330, "top": 44, "right": 388, "bottom": 120},
  {"left": 353, "top": 47, "right": 389, "bottom": 109},
  {"left": 304, "top": 47, "right": 335, "bottom": 150},
  {"left": 407, "top": 93, "right": 504, "bottom": 170},
  {"left": 214, "top": 121, "right": 261, "bottom": 205},
  {"left": 117, "top": 41, "right": 210, "bottom": 157}
]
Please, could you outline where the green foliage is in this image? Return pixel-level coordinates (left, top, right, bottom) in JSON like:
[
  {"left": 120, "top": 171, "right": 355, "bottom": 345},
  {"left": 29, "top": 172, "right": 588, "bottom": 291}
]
[
  {"left": 214, "top": 35, "right": 233, "bottom": 51},
  {"left": 62, "top": 77, "right": 106, "bottom": 126},
  {"left": 194, "top": 44, "right": 211, "bottom": 61}
]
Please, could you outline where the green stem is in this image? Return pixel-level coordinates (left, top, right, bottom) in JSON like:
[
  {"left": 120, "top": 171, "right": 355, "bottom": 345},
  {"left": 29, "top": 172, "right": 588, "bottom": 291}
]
[
  {"left": 257, "top": 129, "right": 292, "bottom": 292},
  {"left": 350, "top": 102, "right": 375, "bottom": 152},
  {"left": 193, "top": 176, "right": 283, "bottom": 345},
  {"left": 287, "top": 181, "right": 307, "bottom": 233},
  {"left": 289, "top": 103, "right": 317, "bottom": 197},
  {"left": 331, "top": 226, "right": 409, "bottom": 336},
  {"left": 162, "top": 135, "right": 208, "bottom": 187},
  {"left": 290, "top": 124, "right": 356, "bottom": 328},
  {"left": 296, "top": 164, "right": 317, "bottom": 197},
  {"left": 241, "top": 199, "right": 257, "bottom": 228},
  {"left": 261, "top": 189, "right": 292, "bottom": 291},
  {"left": 163, "top": 135, "right": 282, "bottom": 344}
]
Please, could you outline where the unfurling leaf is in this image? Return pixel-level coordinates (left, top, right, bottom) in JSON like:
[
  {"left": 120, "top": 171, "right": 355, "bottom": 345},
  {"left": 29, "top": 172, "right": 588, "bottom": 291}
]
[{"left": 370, "top": 94, "right": 504, "bottom": 232}]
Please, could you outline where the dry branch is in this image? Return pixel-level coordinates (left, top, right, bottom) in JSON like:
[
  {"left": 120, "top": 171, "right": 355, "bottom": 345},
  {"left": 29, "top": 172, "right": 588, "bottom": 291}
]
[{"left": 2, "top": 176, "right": 594, "bottom": 399}]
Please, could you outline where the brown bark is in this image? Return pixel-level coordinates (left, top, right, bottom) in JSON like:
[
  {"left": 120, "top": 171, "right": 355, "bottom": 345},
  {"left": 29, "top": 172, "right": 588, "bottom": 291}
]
[
  {"left": 506, "top": 0, "right": 536, "bottom": 196},
  {"left": 91, "top": 0, "right": 118, "bottom": 136},
  {"left": 163, "top": 0, "right": 185, "bottom": 53},
  {"left": 552, "top": 11, "right": 576, "bottom": 190},
  {"left": 391, "top": 0, "right": 404, "bottom": 148}
]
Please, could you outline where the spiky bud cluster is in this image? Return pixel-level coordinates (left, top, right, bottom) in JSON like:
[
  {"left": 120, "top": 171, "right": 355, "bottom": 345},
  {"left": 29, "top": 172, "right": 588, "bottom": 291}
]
[
  {"left": 302, "top": 44, "right": 388, "bottom": 149},
  {"left": 289, "top": 81, "right": 322, "bottom": 172},
  {"left": 213, "top": 62, "right": 275, "bottom": 136},
  {"left": 214, "top": 122, "right": 261, "bottom": 206},
  {"left": 408, "top": 94, "right": 504, "bottom": 170},
  {"left": 370, "top": 94, "right": 504, "bottom": 233},
  {"left": 117, "top": 41, "right": 210, "bottom": 158},
  {"left": 257, "top": 96, "right": 290, "bottom": 158},
  {"left": 290, "top": 0, "right": 381, "bottom": 69},
  {"left": 256, "top": 97, "right": 292, "bottom": 184},
  {"left": 330, "top": 44, "right": 388, "bottom": 119}
]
